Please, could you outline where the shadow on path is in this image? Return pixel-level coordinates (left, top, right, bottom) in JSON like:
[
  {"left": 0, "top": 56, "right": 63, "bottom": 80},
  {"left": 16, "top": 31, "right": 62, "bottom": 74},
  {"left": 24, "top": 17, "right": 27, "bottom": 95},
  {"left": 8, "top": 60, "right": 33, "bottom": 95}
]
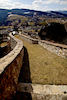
[
  {"left": 18, "top": 46, "right": 32, "bottom": 83},
  {"left": 12, "top": 46, "right": 33, "bottom": 100}
]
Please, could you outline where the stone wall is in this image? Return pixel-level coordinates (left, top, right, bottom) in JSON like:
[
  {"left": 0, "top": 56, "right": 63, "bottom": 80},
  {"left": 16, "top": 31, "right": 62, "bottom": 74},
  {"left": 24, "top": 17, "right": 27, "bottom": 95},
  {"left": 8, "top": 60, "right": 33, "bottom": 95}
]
[
  {"left": 17, "top": 83, "right": 67, "bottom": 100},
  {"left": 0, "top": 45, "right": 10, "bottom": 58},
  {"left": 38, "top": 41, "right": 67, "bottom": 58},
  {"left": 19, "top": 33, "right": 38, "bottom": 44},
  {"left": 10, "top": 35, "right": 17, "bottom": 49},
  {"left": 0, "top": 37, "right": 11, "bottom": 58},
  {"left": 19, "top": 33, "right": 67, "bottom": 58},
  {"left": 0, "top": 33, "right": 24, "bottom": 100}
]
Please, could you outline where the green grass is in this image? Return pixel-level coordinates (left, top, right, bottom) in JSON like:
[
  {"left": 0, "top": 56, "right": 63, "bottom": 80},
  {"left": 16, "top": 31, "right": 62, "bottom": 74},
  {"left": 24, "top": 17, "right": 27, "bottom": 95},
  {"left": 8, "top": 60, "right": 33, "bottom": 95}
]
[{"left": 15, "top": 35, "right": 67, "bottom": 85}]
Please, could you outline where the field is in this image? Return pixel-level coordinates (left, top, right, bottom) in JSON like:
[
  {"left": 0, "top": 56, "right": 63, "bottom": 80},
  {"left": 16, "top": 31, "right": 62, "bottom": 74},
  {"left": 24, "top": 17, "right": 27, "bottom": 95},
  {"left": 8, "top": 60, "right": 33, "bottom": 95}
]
[{"left": 15, "top": 35, "right": 67, "bottom": 85}]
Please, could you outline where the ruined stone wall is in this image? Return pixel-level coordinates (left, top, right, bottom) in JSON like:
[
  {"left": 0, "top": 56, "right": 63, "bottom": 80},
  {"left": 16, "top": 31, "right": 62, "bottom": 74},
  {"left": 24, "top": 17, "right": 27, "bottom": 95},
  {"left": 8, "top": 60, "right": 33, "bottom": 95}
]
[
  {"left": 38, "top": 41, "right": 67, "bottom": 58},
  {"left": 20, "top": 33, "right": 67, "bottom": 58},
  {"left": 0, "top": 37, "right": 11, "bottom": 58},
  {"left": 0, "top": 33, "right": 24, "bottom": 100},
  {"left": 10, "top": 35, "right": 17, "bottom": 49},
  {"left": 17, "top": 83, "right": 67, "bottom": 100},
  {"left": 19, "top": 33, "right": 38, "bottom": 44}
]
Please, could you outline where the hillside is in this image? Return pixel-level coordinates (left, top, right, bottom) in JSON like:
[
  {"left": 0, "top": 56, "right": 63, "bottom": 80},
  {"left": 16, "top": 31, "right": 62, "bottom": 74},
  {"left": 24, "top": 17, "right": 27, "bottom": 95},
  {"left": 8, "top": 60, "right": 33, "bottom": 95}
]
[
  {"left": 0, "top": 8, "right": 67, "bottom": 26},
  {"left": 58, "top": 11, "right": 67, "bottom": 15}
]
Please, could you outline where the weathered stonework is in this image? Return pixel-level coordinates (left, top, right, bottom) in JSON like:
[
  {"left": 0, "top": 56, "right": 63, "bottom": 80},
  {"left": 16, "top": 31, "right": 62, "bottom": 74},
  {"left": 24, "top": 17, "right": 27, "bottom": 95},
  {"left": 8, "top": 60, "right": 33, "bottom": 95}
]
[
  {"left": 17, "top": 83, "right": 67, "bottom": 100},
  {"left": 19, "top": 33, "right": 67, "bottom": 58},
  {"left": 38, "top": 41, "right": 67, "bottom": 58},
  {"left": 0, "top": 32, "right": 67, "bottom": 100},
  {"left": 0, "top": 37, "right": 11, "bottom": 58},
  {"left": 19, "top": 33, "right": 38, "bottom": 44},
  {"left": 10, "top": 35, "right": 17, "bottom": 49},
  {"left": 0, "top": 33, "right": 24, "bottom": 100}
]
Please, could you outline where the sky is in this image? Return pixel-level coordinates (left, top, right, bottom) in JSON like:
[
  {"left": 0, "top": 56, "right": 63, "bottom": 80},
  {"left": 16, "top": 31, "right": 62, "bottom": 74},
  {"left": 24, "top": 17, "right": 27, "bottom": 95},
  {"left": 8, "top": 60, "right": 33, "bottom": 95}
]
[{"left": 0, "top": 0, "right": 67, "bottom": 11}]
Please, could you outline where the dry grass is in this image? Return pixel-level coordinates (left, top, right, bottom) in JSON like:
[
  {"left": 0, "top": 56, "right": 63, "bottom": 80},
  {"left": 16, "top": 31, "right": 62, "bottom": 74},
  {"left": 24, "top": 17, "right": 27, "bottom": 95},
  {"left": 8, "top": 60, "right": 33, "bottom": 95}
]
[
  {"left": 1, "top": 42, "right": 7, "bottom": 47},
  {"left": 15, "top": 35, "right": 67, "bottom": 85},
  {"left": 0, "top": 26, "right": 13, "bottom": 29},
  {"left": 7, "top": 15, "right": 24, "bottom": 21},
  {"left": 28, "top": 22, "right": 35, "bottom": 26}
]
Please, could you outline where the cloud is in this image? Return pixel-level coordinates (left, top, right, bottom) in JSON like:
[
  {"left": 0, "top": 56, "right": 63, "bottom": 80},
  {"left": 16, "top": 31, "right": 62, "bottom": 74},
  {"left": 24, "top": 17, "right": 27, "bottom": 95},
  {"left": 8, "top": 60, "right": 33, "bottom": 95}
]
[
  {"left": 33, "top": 0, "right": 67, "bottom": 5},
  {"left": 0, "top": 0, "right": 67, "bottom": 11},
  {"left": 0, "top": 0, "right": 11, "bottom": 9},
  {"left": 32, "top": 0, "right": 67, "bottom": 11},
  {"left": 32, "top": 0, "right": 61, "bottom": 11},
  {"left": 0, "top": 0, "right": 10, "bottom": 3},
  {"left": 60, "top": 0, "right": 67, "bottom": 5},
  {"left": 0, "top": 0, "right": 32, "bottom": 9},
  {"left": 33, "top": 0, "right": 60, "bottom": 5},
  {"left": 63, "top": 7, "right": 67, "bottom": 10},
  {"left": 11, "top": 2, "right": 32, "bottom": 9}
]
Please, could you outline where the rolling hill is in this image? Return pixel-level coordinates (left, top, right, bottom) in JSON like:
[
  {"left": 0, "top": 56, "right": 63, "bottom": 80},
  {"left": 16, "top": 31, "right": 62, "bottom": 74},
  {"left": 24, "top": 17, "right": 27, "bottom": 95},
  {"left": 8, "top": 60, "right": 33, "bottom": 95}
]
[{"left": 0, "top": 8, "right": 67, "bottom": 26}]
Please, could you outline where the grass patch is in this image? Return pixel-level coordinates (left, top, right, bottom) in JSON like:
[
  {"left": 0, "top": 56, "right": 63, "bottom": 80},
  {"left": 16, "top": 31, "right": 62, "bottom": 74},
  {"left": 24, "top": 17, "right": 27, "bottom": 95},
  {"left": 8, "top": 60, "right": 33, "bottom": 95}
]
[
  {"left": 7, "top": 15, "right": 24, "bottom": 21},
  {"left": 1, "top": 42, "right": 7, "bottom": 47},
  {"left": 15, "top": 35, "right": 67, "bottom": 85}
]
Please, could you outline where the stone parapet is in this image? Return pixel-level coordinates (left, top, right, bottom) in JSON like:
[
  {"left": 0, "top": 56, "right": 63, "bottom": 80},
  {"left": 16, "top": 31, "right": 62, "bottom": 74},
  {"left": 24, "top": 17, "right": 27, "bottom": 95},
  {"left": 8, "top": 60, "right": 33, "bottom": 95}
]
[
  {"left": 19, "top": 33, "right": 38, "bottom": 44},
  {"left": 19, "top": 33, "right": 67, "bottom": 58},
  {"left": 0, "top": 33, "right": 24, "bottom": 100},
  {"left": 0, "top": 36, "right": 11, "bottom": 58},
  {"left": 38, "top": 41, "right": 67, "bottom": 58}
]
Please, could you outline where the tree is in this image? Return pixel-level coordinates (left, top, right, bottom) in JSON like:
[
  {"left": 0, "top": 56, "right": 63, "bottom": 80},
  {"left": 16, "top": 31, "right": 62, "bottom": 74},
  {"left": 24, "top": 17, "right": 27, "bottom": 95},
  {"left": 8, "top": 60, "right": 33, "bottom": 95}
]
[
  {"left": 13, "top": 25, "right": 18, "bottom": 32},
  {"left": 38, "top": 22, "right": 67, "bottom": 42}
]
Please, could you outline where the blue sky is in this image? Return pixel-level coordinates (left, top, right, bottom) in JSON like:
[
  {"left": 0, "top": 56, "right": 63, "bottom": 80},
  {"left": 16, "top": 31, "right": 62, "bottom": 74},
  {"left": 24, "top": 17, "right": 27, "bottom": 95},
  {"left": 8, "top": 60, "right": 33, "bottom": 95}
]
[{"left": 0, "top": 0, "right": 67, "bottom": 11}]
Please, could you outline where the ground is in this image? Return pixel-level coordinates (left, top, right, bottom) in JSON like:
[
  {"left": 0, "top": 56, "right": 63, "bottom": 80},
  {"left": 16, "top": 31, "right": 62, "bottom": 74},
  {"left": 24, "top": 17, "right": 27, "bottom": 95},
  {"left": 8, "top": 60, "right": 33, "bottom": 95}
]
[
  {"left": 15, "top": 35, "right": 67, "bottom": 85},
  {"left": 0, "top": 42, "right": 7, "bottom": 47}
]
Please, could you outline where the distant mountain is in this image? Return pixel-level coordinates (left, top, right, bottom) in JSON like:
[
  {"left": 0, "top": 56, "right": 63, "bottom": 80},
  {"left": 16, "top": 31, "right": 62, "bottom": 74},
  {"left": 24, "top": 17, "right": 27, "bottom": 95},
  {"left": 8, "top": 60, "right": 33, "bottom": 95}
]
[
  {"left": 49, "top": 11, "right": 67, "bottom": 17},
  {"left": 0, "top": 9, "right": 8, "bottom": 25},
  {"left": 58, "top": 11, "right": 67, "bottom": 15},
  {"left": 10, "top": 9, "right": 67, "bottom": 17},
  {"left": 0, "top": 8, "right": 67, "bottom": 26}
]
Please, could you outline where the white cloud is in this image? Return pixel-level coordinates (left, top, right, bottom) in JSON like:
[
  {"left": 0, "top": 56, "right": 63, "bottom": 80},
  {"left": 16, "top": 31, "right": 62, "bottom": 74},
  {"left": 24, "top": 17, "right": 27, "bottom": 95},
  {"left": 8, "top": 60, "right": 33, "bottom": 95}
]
[
  {"left": 33, "top": 0, "right": 60, "bottom": 5},
  {"left": 32, "top": 0, "right": 61, "bottom": 11},
  {"left": 0, "top": 0, "right": 10, "bottom": 3},
  {"left": 33, "top": 0, "right": 67, "bottom": 5},
  {"left": 32, "top": 0, "right": 67, "bottom": 11},
  {"left": 0, "top": 1, "right": 32, "bottom": 9},
  {"left": 60, "top": 0, "right": 67, "bottom": 5},
  {"left": 0, "top": 0, "right": 67, "bottom": 11},
  {"left": 0, "top": 0, "right": 11, "bottom": 9},
  {"left": 63, "top": 7, "right": 67, "bottom": 10}
]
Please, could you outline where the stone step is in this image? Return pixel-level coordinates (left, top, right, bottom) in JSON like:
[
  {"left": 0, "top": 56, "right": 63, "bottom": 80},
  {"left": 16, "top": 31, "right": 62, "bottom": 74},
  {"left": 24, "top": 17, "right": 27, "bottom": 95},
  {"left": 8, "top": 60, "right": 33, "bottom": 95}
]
[{"left": 17, "top": 83, "right": 67, "bottom": 100}]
